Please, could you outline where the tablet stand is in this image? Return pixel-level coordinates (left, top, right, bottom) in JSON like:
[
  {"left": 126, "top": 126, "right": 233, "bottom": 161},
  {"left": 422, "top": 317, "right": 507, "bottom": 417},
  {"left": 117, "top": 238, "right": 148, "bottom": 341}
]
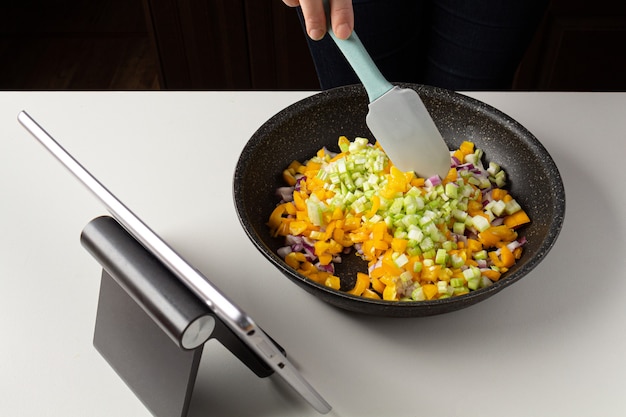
[{"left": 81, "top": 216, "right": 280, "bottom": 417}]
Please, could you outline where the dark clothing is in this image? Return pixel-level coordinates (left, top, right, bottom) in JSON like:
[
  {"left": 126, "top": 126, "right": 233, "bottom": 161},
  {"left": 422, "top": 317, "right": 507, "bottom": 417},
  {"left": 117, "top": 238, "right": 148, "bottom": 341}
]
[{"left": 299, "top": 0, "right": 548, "bottom": 90}]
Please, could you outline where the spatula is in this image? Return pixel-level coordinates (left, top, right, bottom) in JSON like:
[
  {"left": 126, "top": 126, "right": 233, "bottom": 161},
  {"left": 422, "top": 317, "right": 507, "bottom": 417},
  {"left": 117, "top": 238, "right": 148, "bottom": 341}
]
[{"left": 322, "top": 1, "right": 451, "bottom": 179}]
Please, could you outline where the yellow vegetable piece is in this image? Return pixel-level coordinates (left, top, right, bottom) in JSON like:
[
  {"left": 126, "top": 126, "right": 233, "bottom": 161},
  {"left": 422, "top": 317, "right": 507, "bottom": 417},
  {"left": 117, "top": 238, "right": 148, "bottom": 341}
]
[
  {"left": 491, "top": 188, "right": 508, "bottom": 201},
  {"left": 452, "top": 149, "right": 465, "bottom": 163},
  {"left": 284, "top": 252, "right": 301, "bottom": 269},
  {"left": 365, "top": 195, "right": 381, "bottom": 219},
  {"left": 370, "top": 275, "right": 386, "bottom": 294},
  {"left": 422, "top": 284, "right": 438, "bottom": 300},
  {"left": 289, "top": 220, "right": 308, "bottom": 236},
  {"left": 499, "top": 244, "right": 516, "bottom": 268},
  {"left": 481, "top": 269, "right": 501, "bottom": 282},
  {"left": 267, "top": 204, "right": 287, "bottom": 229},
  {"left": 325, "top": 275, "right": 341, "bottom": 290},
  {"left": 362, "top": 288, "right": 382, "bottom": 300},
  {"left": 459, "top": 141, "right": 474, "bottom": 155},
  {"left": 338, "top": 135, "right": 350, "bottom": 149},
  {"left": 504, "top": 209, "right": 531, "bottom": 229},
  {"left": 293, "top": 191, "right": 307, "bottom": 211},
  {"left": 318, "top": 253, "right": 333, "bottom": 266},
  {"left": 282, "top": 169, "right": 297, "bottom": 186},
  {"left": 478, "top": 225, "right": 518, "bottom": 248},
  {"left": 348, "top": 272, "right": 370, "bottom": 296},
  {"left": 383, "top": 283, "right": 397, "bottom": 301},
  {"left": 443, "top": 168, "right": 457, "bottom": 183}
]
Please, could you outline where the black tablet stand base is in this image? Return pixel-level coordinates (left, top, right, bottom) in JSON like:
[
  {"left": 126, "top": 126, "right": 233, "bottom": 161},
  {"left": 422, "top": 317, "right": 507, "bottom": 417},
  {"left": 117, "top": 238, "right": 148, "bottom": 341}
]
[{"left": 94, "top": 269, "right": 203, "bottom": 417}]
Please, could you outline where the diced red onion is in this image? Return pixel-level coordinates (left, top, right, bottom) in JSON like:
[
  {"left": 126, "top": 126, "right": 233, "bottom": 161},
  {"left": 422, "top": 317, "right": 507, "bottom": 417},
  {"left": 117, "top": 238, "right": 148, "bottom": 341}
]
[
  {"left": 294, "top": 175, "right": 306, "bottom": 191},
  {"left": 277, "top": 246, "right": 292, "bottom": 258},
  {"left": 276, "top": 186, "right": 294, "bottom": 202}
]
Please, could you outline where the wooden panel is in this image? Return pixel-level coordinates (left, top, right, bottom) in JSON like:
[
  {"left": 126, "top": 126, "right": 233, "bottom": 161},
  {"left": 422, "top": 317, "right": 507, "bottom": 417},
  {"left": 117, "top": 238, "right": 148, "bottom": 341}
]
[
  {"left": 0, "top": 0, "right": 159, "bottom": 90},
  {"left": 0, "top": 37, "right": 158, "bottom": 90},
  {"left": 0, "top": 0, "right": 148, "bottom": 34},
  {"left": 144, "top": 0, "right": 250, "bottom": 89},
  {"left": 144, "top": 0, "right": 318, "bottom": 90},
  {"left": 245, "top": 1, "right": 319, "bottom": 90}
]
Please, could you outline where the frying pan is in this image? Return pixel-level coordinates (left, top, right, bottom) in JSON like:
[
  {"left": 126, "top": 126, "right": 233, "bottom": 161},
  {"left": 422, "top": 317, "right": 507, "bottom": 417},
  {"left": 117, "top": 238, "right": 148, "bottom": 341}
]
[{"left": 233, "top": 84, "right": 565, "bottom": 317}]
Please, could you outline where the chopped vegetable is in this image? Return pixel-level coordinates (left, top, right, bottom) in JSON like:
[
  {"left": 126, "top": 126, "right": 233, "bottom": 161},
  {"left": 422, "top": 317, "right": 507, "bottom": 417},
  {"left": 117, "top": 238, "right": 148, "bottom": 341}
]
[{"left": 269, "top": 137, "right": 530, "bottom": 302}]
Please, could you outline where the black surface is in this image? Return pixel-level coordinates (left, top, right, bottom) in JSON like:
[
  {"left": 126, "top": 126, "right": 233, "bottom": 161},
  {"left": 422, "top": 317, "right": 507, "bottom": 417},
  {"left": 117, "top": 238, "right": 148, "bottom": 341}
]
[
  {"left": 233, "top": 84, "right": 566, "bottom": 317},
  {"left": 94, "top": 269, "right": 203, "bottom": 417}
]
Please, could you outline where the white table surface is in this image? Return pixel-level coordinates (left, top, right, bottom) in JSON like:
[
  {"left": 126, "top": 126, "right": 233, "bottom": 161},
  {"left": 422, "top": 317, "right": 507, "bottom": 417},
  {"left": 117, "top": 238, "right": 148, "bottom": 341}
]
[{"left": 1, "top": 91, "right": 625, "bottom": 417}]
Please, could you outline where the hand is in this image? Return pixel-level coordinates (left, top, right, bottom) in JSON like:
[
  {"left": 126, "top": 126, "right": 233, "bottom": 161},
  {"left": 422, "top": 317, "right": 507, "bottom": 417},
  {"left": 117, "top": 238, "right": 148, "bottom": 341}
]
[{"left": 282, "top": 0, "right": 354, "bottom": 41}]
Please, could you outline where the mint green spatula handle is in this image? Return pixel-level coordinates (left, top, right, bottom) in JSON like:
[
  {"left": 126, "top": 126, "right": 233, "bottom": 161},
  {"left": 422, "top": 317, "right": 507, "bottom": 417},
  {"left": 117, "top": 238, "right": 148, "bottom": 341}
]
[{"left": 323, "top": 0, "right": 393, "bottom": 102}]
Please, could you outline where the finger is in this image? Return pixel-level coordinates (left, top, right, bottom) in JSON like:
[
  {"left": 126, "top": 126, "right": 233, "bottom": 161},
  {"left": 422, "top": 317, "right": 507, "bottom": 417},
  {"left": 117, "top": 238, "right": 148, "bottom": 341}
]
[
  {"left": 281, "top": 0, "right": 301, "bottom": 7},
  {"left": 298, "top": 0, "right": 327, "bottom": 41},
  {"left": 329, "top": 0, "right": 353, "bottom": 40}
]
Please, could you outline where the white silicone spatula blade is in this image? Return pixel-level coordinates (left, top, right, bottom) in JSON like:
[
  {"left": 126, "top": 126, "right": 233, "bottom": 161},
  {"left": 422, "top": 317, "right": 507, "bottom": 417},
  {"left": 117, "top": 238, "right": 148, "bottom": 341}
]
[{"left": 366, "top": 86, "right": 451, "bottom": 179}]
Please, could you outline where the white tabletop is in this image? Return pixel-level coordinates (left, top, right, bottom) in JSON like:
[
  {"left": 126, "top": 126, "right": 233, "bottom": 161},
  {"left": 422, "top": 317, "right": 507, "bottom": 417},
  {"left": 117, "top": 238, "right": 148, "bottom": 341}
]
[{"left": 1, "top": 91, "right": 625, "bottom": 417}]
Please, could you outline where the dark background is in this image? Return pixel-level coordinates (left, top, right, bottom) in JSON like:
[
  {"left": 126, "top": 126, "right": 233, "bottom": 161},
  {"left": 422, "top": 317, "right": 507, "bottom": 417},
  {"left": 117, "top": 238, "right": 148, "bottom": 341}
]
[{"left": 1, "top": 0, "right": 624, "bottom": 91}]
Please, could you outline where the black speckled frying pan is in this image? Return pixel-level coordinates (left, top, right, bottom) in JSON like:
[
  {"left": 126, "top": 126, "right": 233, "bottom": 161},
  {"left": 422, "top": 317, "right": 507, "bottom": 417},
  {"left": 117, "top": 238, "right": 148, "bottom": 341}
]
[{"left": 234, "top": 84, "right": 565, "bottom": 317}]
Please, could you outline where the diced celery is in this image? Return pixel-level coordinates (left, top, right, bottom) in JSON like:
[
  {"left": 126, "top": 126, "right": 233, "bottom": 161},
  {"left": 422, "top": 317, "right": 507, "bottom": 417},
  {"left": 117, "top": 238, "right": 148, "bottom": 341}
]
[
  {"left": 389, "top": 198, "right": 404, "bottom": 214},
  {"left": 435, "top": 249, "right": 448, "bottom": 265},
  {"left": 423, "top": 222, "right": 438, "bottom": 236},
  {"left": 442, "top": 240, "right": 456, "bottom": 251},
  {"left": 450, "top": 277, "right": 465, "bottom": 288},
  {"left": 463, "top": 266, "right": 480, "bottom": 281},
  {"left": 472, "top": 215, "right": 490, "bottom": 232},
  {"left": 401, "top": 214, "right": 419, "bottom": 228},
  {"left": 478, "top": 176, "right": 491, "bottom": 189},
  {"left": 487, "top": 161, "right": 501, "bottom": 176},
  {"left": 419, "top": 237, "right": 434, "bottom": 252},
  {"left": 480, "top": 276, "right": 493, "bottom": 288},
  {"left": 452, "top": 209, "right": 468, "bottom": 223},
  {"left": 370, "top": 214, "right": 383, "bottom": 223},
  {"left": 453, "top": 286, "right": 469, "bottom": 295},
  {"left": 494, "top": 170, "right": 506, "bottom": 187},
  {"left": 316, "top": 169, "right": 329, "bottom": 181},
  {"left": 412, "top": 287, "right": 425, "bottom": 301},
  {"left": 407, "top": 227, "right": 424, "bottom": 243},
  {"left": 467, "top": 277, "right": 480, "bottom": 290},
  {"left": 430, "top": 230, "right": 445, "bottom": 243},
  {"left": 450, "top": 254, "right": 465, "bottom": 269},
  {"left": 473, "top": 250, "right": 488, "bottom": 261},
  {"left": 505, "top": 199, "right": 522, "bottom": 215},
  {"left": 336, "top": 157, "right": 347, "bottom": 173},
  {"left": 445, "top": 183, "right": 458, "bottom": 198},
  {"left": 400, "top": 271, "right": 413, "bottom": 284},
  {"left": 407, "top": 246, "right": 422, "bottom": 257},
  {"left": 394, "top": 228, "right": 408, "bottom": 239},
  {"left": 306, "top": 196, "right": 325, "bottom": 226},
  {"left": 394, "top": 253, "right": 409, "bottom": 268},
  {"left": 491, "top": 200, "right": 506, "bottom": 217}
]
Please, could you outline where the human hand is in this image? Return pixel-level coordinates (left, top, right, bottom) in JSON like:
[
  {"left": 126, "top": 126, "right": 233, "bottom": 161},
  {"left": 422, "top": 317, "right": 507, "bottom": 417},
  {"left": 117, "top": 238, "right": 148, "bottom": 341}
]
[{"left": 282, "top": 0, "right": 353, "bottom": 41}]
